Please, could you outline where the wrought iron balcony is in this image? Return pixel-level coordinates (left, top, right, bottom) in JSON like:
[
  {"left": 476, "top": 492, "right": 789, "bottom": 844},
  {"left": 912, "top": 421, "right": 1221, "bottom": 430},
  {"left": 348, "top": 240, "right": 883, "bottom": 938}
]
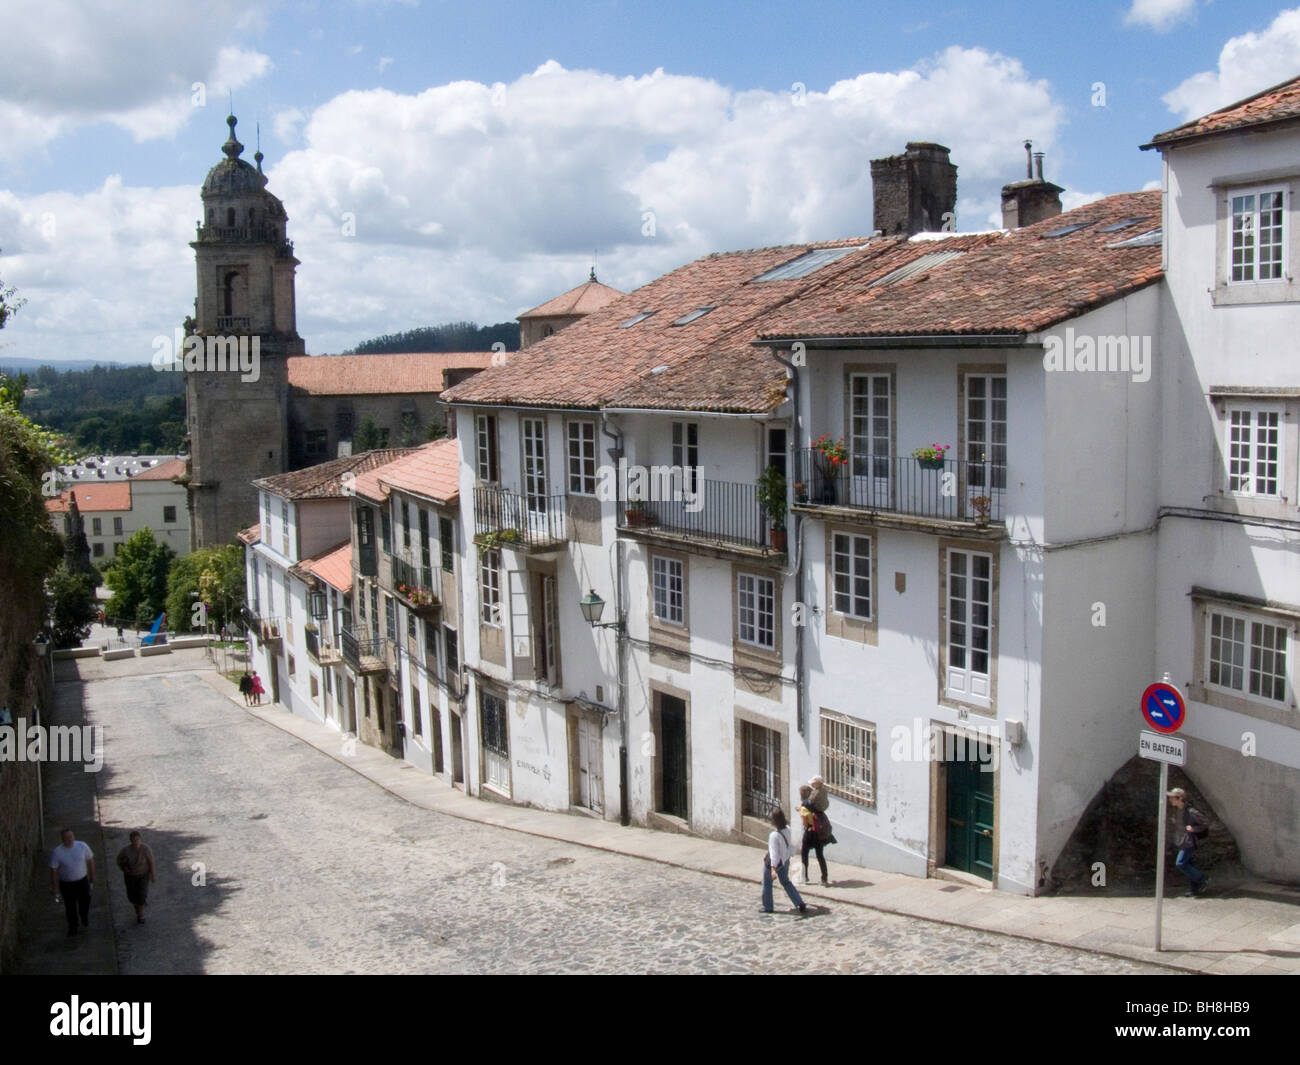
[
  {"left": 341, "top": 629, "right": 387, "bottom": 675},
  {"left": 793, "top": 449, "right": 1005, "bottom": 525},
  {"left": 253, "top": 616, "right": 283, "bottom": 643},
  {"left": 615, "top": 476, "right": 776, "bottom": 552},
  {"left": 473, "top": 486, "right": 567, "bottom": 551},
  {"left": 304, "top": 626, "right": 343, "bottom": 664},
  {"left": 387, "top": 551, "right": 440, "bottom": 616}
]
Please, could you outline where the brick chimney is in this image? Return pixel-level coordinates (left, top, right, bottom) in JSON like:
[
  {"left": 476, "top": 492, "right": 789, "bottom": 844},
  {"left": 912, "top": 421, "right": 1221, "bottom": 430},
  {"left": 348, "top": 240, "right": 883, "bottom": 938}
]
[
  {"left": 1001, "top": 141, "right": 1063, "bottom": 229},
  {"left": 870, "top": 142, "right": 958, "bottom": 237}
]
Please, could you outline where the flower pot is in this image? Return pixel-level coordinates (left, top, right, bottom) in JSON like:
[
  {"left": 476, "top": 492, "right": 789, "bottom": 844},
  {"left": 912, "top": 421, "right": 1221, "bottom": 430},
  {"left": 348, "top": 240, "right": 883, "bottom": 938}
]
[
  {"left": 916, "top": 456, "right": 945, "bottom": 471},
  {"left": 769, "top": 527, "right": 788, "bottom": 553},
  {"left": 820, "top": 481, "right": 838, "bottom": 505}
]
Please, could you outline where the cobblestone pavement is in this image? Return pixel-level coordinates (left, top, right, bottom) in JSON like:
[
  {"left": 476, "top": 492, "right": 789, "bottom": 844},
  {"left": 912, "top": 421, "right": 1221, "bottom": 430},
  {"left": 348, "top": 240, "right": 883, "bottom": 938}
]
[{"left": 69, "top": 666, "right": 1167, "bottom": 974}]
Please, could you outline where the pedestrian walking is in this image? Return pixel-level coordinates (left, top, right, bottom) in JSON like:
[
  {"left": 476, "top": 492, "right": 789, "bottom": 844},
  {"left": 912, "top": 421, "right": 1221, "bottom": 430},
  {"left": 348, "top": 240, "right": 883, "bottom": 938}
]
[
  {"left": 797, "top": 785, "right": 830, "bottom": 886},
  {"left": 49, "top": 828, "right": 95, "bottom": 936},
  {"left": 760, "top": 808, "right": 807, "bottom": 915},
  {"left": 116, "top": 831, "right": 156, "bottom": 924},
  {"left": 1167, "top": 787, "right": 1210, "bottom": 896},
  {"left": 250, "top": 671, "right": 265, "bottom": 705},
  {"left": 238, "top": 671, "right": 253, "bottom": 705}
]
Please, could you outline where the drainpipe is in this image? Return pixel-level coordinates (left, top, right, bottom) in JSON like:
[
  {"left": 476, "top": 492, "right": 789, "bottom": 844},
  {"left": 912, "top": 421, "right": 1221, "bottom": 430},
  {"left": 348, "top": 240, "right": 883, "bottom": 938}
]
[
  {"left": 599, "top": 412, "right": 630, "bottom": 826},
  {"left": 771, "top": 345, "right": 806, "bottom": 737}
]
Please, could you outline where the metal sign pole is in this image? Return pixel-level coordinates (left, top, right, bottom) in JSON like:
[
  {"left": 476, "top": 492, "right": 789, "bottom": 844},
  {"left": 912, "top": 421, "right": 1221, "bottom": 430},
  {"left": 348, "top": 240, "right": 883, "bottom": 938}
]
[{"left": 1154, "top": 760, "right": 1168, "bottom": 951}]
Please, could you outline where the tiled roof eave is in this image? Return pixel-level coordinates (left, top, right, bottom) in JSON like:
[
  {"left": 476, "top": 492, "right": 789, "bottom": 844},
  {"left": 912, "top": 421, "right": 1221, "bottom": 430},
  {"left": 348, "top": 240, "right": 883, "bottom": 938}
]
[{"left": 1142, "top": 112, "right": 1300, "bottom": 150}]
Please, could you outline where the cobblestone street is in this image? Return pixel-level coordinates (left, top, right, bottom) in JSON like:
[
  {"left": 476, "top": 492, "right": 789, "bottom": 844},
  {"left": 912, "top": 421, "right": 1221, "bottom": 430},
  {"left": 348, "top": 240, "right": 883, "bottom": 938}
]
[{"left": 25, "top": 660, "right": 1168, "bottom": 974}]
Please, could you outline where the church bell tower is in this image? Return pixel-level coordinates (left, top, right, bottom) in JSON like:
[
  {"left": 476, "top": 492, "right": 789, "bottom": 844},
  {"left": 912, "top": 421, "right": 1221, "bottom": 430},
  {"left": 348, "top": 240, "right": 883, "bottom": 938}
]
[{"left": 185, "top": 115, "right": 304, "bottom": 548}]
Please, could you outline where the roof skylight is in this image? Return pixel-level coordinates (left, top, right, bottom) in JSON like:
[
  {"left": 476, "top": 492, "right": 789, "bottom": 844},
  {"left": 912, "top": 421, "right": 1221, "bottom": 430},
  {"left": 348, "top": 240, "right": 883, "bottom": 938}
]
[
  {"left": 1043, "top": 222, "right": 1094, "bottom": 238},
  {"left": 672, "top": 306, "right": 714, "bottom": 325},
  {"left": 1106, "top": 229, "right": 1163, "bottom": 248},
  {"left": 867, "top": 250, "right": 966, "bottom": 288},
  {"left": 1099, "top": 217, "right": 1149, "bottom": 232},
  {"left": 751, "top": 246, "right": 863, "bottom": 282},
  {"left": 618, "top": 310, "right": 655, "bottom": 328}
]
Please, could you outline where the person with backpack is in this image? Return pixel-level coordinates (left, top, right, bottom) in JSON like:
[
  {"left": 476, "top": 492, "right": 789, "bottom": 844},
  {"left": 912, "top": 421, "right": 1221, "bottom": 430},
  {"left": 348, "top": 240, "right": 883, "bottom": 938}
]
[
  {"left": 797, "top": 785, "right": 830, "bottom": 886},
  {"left": 760, "top": 808, "right": 807, "bottom": 915},
  {"left": 238, "top": 671, "right": 253, "bottom": 706},
  {"left": 1167, "top": 787, "right": 1210, "bottom": 896}
]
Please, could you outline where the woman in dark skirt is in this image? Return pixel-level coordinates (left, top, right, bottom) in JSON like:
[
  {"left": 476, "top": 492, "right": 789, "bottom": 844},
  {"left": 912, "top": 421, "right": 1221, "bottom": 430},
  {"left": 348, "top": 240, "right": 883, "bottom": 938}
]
[{"left": 116, "top": 831, "right": 156, "bottom": 924}]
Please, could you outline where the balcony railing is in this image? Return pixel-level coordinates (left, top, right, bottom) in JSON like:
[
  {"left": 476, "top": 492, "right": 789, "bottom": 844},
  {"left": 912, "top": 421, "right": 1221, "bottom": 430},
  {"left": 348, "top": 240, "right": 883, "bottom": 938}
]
[
  {"left": 304, "top": 627, "right": 342, "bottom": 664},
  {"left": 387, "top": 551, "right": 440, "bottom": 614},
  {"left": 253, "top": 616, "right": 283, "bottom": 643},
  {"left": 341, "top": 629, "right": 387, "bottom": 674},
  {"left": 794, "top": 449, "right": 1005, "bottom": 524},
  {"left": 473, "top": 487, "right": 567, "bottom": 550},
  {"left": 616, "top": 477, "right": 774, "bottom": 551}
]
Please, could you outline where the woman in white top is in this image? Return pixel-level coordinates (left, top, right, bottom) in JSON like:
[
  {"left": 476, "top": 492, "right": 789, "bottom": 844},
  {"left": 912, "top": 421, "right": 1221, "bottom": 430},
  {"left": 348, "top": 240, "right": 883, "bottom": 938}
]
[{"left": 761, "top": 808, "right": 807, "bottom": 914}]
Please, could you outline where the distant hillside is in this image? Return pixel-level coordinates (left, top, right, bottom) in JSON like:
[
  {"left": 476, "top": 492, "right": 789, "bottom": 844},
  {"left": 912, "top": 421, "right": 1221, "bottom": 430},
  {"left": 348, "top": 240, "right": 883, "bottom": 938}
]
[
  {"left": 346, "top": 321, "right": 519, "bottom": 354},
  {"left": 17, "top": 363, "right": 184, "bottom": 454},
  {"left": 0, "top": 357, "right": 125, "bottom": 373}
]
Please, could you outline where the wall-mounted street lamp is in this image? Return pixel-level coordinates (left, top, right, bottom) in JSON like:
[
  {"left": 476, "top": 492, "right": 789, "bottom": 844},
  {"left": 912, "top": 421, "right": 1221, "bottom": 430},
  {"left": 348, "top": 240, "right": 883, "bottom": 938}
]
[{"left": 579, "top": 589, "right": 623, "bottom": 631}]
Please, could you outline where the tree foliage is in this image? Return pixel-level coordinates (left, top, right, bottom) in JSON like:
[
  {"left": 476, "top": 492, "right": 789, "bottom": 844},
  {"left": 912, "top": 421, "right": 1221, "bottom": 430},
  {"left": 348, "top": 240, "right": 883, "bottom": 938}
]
[
  {"left": 62, "top": 494, "right": 100, "bottom": 585},
  {"left": 104, "top": 528, "right": 175, "bottom": 628},
  {"left": 353, "top": 414, "right": 384, "bottom": 452},
  {"left": 48, "top": 562, "right": 97, "bottom": 649},
  {"left": 167, "top": 545, "right": 246, "bottom": 632},
  {"left": 346, "top": 320, "right": 518, "bottom": 355}
]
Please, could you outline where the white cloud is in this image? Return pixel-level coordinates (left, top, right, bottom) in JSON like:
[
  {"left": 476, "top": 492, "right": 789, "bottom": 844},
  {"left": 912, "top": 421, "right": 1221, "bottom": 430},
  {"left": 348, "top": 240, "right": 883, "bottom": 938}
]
[
  {"left": 1124, "top": 0, "right": 1197, "bottom": 33},
  {"left": 3, "top": 51, "right": 1071, "bottom": 363},
  {"left": 1162, "top": 8, "right": 1300, "bottom": 120},
  {"left": 379, "top": 57, "right": 394, "bottom": 74},
  {"left": 0, "top": 2, "right": 270, "bottom": 158}
]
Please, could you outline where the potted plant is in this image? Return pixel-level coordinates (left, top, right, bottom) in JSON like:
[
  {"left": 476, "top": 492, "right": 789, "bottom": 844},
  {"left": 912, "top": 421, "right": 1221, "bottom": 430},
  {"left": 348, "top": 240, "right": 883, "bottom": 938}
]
[
  {"left": 813, "top": 434, "right": 848, "bottom": 504},
  {"left": 793, "top": 481, "right": 808, "bottom": 504},
  {"left": 624, "top": 500, "right": 654, "bottom": 527},
  {"left": 756, "top": 465, "right": 788, "bottom": 552},
  {"left": 912, "top": 443, "right": 950, "bottom": 470},
  {"left": 970, "top": 495, "right": 992, "bottom": 526}
]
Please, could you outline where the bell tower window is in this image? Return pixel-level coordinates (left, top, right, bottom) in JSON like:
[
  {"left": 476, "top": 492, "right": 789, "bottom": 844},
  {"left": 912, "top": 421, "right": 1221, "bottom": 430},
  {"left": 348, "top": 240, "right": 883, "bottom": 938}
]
[
  {"left": 226, "top": 207, "right": 236, "bottom": 227},
  {"left": 223, "top": 272, "right": 241, "bottom": 317}
]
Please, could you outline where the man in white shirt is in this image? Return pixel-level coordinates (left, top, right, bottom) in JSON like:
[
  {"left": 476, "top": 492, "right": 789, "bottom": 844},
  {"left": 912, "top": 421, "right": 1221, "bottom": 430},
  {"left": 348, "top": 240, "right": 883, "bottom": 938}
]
[{"left": 49, "top": 828, "right": 95, "bottom": 936}]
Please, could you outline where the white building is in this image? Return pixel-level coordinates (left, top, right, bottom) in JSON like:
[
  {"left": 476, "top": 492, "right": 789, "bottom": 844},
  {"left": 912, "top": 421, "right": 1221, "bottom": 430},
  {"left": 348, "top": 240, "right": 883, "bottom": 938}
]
[
  {"left": 1143, "top": 75, "right": 1300, "bottom": 880},
  {"left": 46, "top": 457, "right": 189, "bottom": 560}
]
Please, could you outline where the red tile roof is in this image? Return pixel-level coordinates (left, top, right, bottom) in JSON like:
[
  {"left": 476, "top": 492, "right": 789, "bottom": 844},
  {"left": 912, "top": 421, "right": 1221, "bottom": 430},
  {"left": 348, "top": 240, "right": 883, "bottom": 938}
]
[
  {"left": 294, "top": 540, "right": 353, "bottom": 594},
  {"left": 131, "top": 457, "right": 187, "bottom": 481},
  {"left": 759, "top": 191, "right": 1163, "bottom": 342},
  {"left": 350, "top": 439, "right": 459, "bottom": 504},
  {"left": 286, "top": 352, "right": 498, "bottom": 396},
  {"left": 253, "top": 449, "right": 413, "bottom": 499},
  {"left": 45, "top": 484, "right": 132, "bottom": 513},
  {"left": 444, "top": 193, "right": 1162, "bottom": 414},
  {"left": 1145, "top": 73, "right": 1300, "bottom": 148},
  {"left": 519, "top": 275, "right": 625, "bottom": 318},
  {"left": 237, "top": 523, "right": 261, "bottom": 545}
]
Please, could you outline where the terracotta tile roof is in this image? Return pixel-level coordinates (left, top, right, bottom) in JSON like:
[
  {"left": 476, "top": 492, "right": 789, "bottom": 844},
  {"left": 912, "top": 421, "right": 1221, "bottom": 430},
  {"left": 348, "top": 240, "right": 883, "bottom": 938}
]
[
  {"left": 1145, "top": 74, "right": 1300, "bottom": 148},
  {"left": 292, "top": 540, "right": 353, "bottom": 593},
  {"left": 237, "top": 523, "right": 261, "bottom": 545},
  {"left": 444, "top": 193, "right": 1161, "bottom": 413},
  {"left": 759, "top": 191, "right": 1163, "bottom": 342},
  {"left": 349, "top": 439, "right": 459, "bottom": 504},
  {"left": 130, "top": 457, "right": 187, "bottom": 481},
  {"left": 45, "top": 484, "right": 132, "bottom": 513},
  {"left": 253, "top": 449, "right": 413, "bottom": 500},
  {"left": 442, "top": 237, "right": 869, "bottom": 414},
  {"left": 286, "top": 352, "right": 498, "bottom": 395},
  {"left": 519, "top": 275, "right": 625, "bottom": 318}
]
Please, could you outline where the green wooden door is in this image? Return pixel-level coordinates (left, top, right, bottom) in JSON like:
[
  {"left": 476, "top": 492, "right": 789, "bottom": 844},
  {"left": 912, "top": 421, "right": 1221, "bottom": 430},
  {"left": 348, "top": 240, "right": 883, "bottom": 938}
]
[{"left": 945, "top": 744, "right": 994, "bottom": 879}]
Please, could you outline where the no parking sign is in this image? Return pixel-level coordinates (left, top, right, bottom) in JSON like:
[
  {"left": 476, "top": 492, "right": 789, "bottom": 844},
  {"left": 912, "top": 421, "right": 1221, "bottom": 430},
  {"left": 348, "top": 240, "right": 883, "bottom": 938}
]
[{"left": 1140, "top": 681, "right": 1185, "bottom": 734}]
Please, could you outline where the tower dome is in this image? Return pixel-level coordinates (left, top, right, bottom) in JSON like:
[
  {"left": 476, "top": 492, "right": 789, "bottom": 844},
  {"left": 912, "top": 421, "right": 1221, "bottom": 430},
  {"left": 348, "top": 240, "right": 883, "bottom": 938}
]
[{"left": 199, "top": 115, "right": 288, "bottom": 236}]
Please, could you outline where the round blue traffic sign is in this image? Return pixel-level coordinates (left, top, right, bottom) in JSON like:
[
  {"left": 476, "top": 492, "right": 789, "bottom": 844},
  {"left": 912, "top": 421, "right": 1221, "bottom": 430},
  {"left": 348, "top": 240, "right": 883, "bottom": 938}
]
[{"left": 1141, "top": 682, "right": 1185, "bottom": 734}]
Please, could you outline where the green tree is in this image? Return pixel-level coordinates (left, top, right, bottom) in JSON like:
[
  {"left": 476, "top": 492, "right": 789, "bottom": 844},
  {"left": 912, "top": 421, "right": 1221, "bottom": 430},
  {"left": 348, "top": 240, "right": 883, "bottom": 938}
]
[
  {"left": 353, "top": 415, "right": 383, "bottom": 452},
  {"left": 62, "top": 492, "right": 100, "bottom": 585},
  {"left": 167, "top": 545, "right": 246, "bottom": 632},
  {"left": 48, "top": 562, "right": 97, "bottom": 649},
  {"left": 425, "top": 420, "right": 448, "bottom": 442},
  {"left": 105, "top": 528, "right": 174, "bottom": 626}
]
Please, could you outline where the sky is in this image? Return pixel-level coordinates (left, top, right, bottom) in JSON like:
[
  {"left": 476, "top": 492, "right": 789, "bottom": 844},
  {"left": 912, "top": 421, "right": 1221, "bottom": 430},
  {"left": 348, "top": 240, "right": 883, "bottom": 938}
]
[{"left": 1, "top": 0, "right": 1298, "bottom": 365}]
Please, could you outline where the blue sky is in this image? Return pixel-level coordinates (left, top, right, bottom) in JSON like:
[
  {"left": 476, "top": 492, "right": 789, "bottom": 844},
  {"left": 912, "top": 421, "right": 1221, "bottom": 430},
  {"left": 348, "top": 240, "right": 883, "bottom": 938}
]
[{"left": 2, "top": 0, "right": 1298, "bottom": 364}]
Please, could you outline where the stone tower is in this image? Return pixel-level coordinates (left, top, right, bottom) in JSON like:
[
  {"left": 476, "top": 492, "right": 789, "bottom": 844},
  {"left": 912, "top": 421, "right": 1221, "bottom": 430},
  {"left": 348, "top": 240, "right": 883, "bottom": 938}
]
[
  {"left": 185, "top": 115, "right": 304, "bottom": 548},
  {"left": 870, "top": 142, "right": 958, "bottom": 237}
]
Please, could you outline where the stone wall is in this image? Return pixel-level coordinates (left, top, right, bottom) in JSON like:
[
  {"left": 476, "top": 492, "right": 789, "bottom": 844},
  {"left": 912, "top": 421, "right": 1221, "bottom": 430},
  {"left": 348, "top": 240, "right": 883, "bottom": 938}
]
[{"left": 0, "top": 650, "right": 46, "bottom": 972}]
